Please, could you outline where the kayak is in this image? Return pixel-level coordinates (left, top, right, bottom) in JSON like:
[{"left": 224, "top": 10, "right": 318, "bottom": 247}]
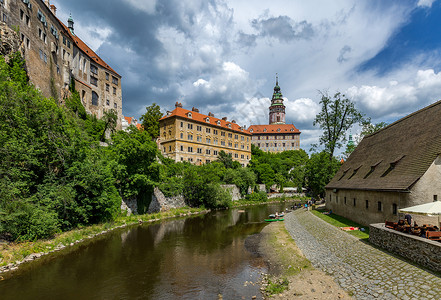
[{"left": 265, "top": 218, "right": 284, "bottom": 222}]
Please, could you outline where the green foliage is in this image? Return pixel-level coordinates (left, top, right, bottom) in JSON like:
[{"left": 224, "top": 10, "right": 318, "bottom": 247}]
[
  {"left": 265, "top": 277, "right": 289, "bottom": 295},
  {"left": 305, "top": 151, "right": 340, "bottom": 198},
  {"left": 223, "top": 167, "right": 256, "bottom": 195},
  {"left": 216, "top": 150, "right": 240, "bottom": 169},
  {"left": 140, "top": 102, "right": 162, "bottom": 139},
  {"left": 313, "top": 91, "right": 365, "bottom": 160},
  {"left": 245, "top": 191, "right": 268, "bottom": 202},
  {"left": 0, "top": 53, "right": 122, "bottom": 240},
  {"left": 65, "top": 90, "right": 87, "bottom": 119}
]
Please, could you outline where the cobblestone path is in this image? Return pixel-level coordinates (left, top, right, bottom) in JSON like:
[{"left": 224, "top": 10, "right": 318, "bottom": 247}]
[{"left": 285, "top": 210, "right": 441, "bottom": 300}]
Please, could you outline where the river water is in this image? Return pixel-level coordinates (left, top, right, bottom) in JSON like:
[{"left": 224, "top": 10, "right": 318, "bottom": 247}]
[{"left": 0, "top": 202, "right": 293, "bottom": 300}]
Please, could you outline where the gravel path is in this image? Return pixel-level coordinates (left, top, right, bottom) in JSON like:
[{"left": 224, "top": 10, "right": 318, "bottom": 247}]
[{"left": 285, "top": 209, "right": 441, "bottom": 300}]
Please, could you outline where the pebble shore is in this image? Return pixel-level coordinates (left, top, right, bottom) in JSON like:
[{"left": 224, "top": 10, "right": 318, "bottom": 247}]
[{"left": 285, "top": 209, "right": 441, "bottom": 299}]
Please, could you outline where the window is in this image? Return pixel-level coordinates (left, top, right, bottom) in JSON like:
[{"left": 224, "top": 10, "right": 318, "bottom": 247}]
[
  {"left": 63, "top": 36, "right": 66, "bottom": 45},
  {"left": 169, "top": 146, "right": 172, "bottom": 152},
  {"left": 90, "top": 76, "right": 98, "bottom": 86},
  {"left": 91, "top": 91, "right": 99, "bottom": 106},
  {"left": 197, "top": 136, "right": 202, "bottom": 142},
  {"left": 43, "top": 53, "right": 47, "bottom": 63},
  {"left": 234, "top": 153, "right": 238, "bottom": 158},
  {"left": 187, "top": 134, "right": 193, "bottom": 140},
  {"left": 188, "top": 147, "right": 193, "bottom": 152},
  {"left": 67, "top": 40, "right": 71, "bottom": 48},
  {"left": 206, "top": 160, "right": 211, "bottom": 163},
  {"left": 180, "top": 145, "right": 184, "bottom": 151},
  {"left": 221, "top": 131, "right": 225, "bottom": 136},
  {"left": 292, "top": 142, "right": 295, "bottom": 147},
  {"left": 37, "top": 9, "right": 47, "bottom": 27},
  {"left": 90, "top": 64, "right": 98, "bottom": 75},
  {"left": 235, "top": 134, "right": 238, "bottom": 139},
  {"left": 434, "top": 195, "right": 438, "bottom": 202},
  {"left": 213, "top": 129, "right": 218, "bottom": 135},
  {"left": 241, "top": 145, "right": 244, "bottom": 149},
  {"left": 113, "top": 87, "right": 116, "bottom": 95},
  {"left": 365, "top": 200, "right": 369, "bottom": 209},
  {"left": 206, "top": 128, "right": 211, "bottom": 133},
  {"left": 206, "top": 149, "right": 211, "bottom": 155},
  {"left": 50, "top": 25, "right": 59, "bottom": 39},
  {"left": 234, "top": 144, "right": 238, "bottom": 148},
  {"left": 392, "top": 203, "right": 397, "bottom": 215},
  {"left": 106, "top": 99, "right": 110, "bottom": 106},
  {"left": 187, "top": 124, "right": 193, "bottom": 129},
  {"left": 221, "top": 141, "right": 225, "bottom": 146},
  {"left": 39, "top": 49, "right": 44, "bottom": 60},
  {"left": 20, "top": 9, "right": 24, "bottom": 20},
  {"left": 197, "top": 125, "right": 202, "bottom": 131},
  {"left": 112, "top": 76, "right": 118, "bottom": 85},
  {"left": 228, "top": 133, "right": 232, "bottom": 138},
  {"left": 106, "top": 83, "right": 109, "bottom": 92},
  {"left": 228, "top": 142, "right": 232, "bottom": 147},
  {"left": 180, "top": 122, "right": 183, "bottom": 127},
  {"left": 197, "top": 148, "right": 202, "bottom": 154},
  {"left": 180, "top": 133, "right": 183, "bottom": 139},
  {"left": 344, "top": 197, "right": 347, "bottom": 205},
  {"left": 257, "top": 143, "right": 260, "bottom": 147},
  {"left": 377, "top": 201, "right": 382, "bottom": 212},
  {"left": 206, "top": 138, "right": 211, "bottom": 144},
  {"left": 213, "top": 150, "right": 218, "bottom": 156},
  {"left": 106, "top": 73, "right": 109, "bottom": 80},
  {"left": 241, "top": 154, "right": 244, "bottom": 159},
  {"left": 353, "top": 198, "right": 356, "bottom": 207}
]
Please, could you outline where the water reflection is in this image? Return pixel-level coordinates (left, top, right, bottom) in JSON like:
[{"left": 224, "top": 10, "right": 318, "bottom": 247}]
[{"left": 0, "top": 202, "right": 293, "bottom": 300}]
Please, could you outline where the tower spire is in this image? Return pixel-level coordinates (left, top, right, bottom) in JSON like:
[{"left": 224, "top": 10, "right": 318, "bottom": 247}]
[
  {"left": 276, "top": 73, "right": 278, "bottom": 86},
  {"left": 269, "top": 74, "right": 285, "bottom": 125}
]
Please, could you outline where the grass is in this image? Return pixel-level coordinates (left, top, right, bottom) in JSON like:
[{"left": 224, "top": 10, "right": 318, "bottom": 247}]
[
  {"left": 262, "top": 222, "right": 312, "bottom": 296},
  {"left": 311, "top": 208, "right": 369, "bottom": 240},
  {"left": 0, "top": 206, "right": 206, "bottom": 268}
]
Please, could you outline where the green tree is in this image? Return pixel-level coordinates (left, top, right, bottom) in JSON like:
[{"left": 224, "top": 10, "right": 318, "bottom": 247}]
[
  {"left": 313, "top": 91, "right": 365, "bottom": 161},
  {"left": 305, "top": 151, "right": 340, "bottom": 198},
  {"left": 216, "top": 150, "right": 240, "bottom": 169},
  {"left": 140, "top": 103, "right": 163, "bottom": 139},
  {"left": 100, "top": 109, "right": 118, "bottom": 142}
]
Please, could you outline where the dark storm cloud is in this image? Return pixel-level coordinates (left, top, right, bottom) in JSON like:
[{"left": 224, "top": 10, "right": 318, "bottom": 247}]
[{"left": 250, "top": 15, "right": 314, "bottom": 42}]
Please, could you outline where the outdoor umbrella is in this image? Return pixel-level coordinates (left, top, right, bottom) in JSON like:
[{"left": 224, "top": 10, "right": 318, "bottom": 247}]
[{"left": 398, "top": 201, "right": 441, "bottom": 226}]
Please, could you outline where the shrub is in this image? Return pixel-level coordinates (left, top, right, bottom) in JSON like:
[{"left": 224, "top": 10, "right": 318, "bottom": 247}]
[{"left": 245, "top": 191, "right": 268, "bottom": 202}]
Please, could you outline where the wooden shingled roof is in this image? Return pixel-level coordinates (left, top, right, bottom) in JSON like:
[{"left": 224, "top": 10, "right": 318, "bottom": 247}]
[{"left": 326, "top": 100, "right": 441, "bottom": 192}]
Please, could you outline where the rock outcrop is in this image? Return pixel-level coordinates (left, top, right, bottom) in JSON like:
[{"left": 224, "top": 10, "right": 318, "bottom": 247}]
[{"left": 0, "top": 21, "right": 25, "bottom": 62}]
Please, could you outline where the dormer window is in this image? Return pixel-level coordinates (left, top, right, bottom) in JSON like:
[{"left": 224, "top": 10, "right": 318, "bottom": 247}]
[
  {"left": 348, "top": 165, "right": 362, "bottom": 179},
  {"left": 188, "top": 112, "right": 192, "bottom": 118},
  {"left": 217, "top": 120, "right": 221, "bottom": 126},
  {"left": 381, "top": 155, "right": 405, "bottom": 177},
  {"left": 364, "top": 160, "right": 382, "bottom": 179},
  {"left": 228, "top": 124, "right": 231, "bottom": 128},
  {"left": 263, "top": 128, "right": 267, "bottom": 132},
  {"left": 277, "top": 128, "right": 281, "bottom": 132},
  {"left": 206, "top": 117, "right": 210, "bottom": 123},
  {"left": 290, "top": 128, "right": 294, "bottom": 132},
  {"left": 250, "top": 129, "right": 253, "bottom": 133}
]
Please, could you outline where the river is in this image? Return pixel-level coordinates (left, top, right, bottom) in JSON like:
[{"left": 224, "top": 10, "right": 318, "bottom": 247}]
[{"left": 0, "top": 202, "right": 294, "bottom": 300}]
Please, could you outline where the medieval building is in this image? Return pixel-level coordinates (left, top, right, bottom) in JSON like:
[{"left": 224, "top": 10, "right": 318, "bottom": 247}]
[
  {"left": 326, "top": 100, "right": 441, "bottom": 227},
  {"left": 0, "top": 0, "right": 122, "bottom": 129},
  {"left": 249, "top": 76, "right": 301, "bottom": 153},
  {"left": 159, "top": 103, "right": 252, "bottom": 166}
]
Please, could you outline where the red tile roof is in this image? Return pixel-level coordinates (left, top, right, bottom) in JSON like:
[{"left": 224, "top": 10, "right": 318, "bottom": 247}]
[
  {"left": 248, "top": 124, "right": 301, "bottom": 134},
  {"left": 160, "top": 107, "right": 251, "bottom": 135},
  {"left": 136, "top": 123, "right": 142, "bottom": 130},
  {"left": 59, "top": 21, "right": 120, "bottom": 77},
  {"left": 124, "top": 116, "right": 133, "bottom": 124}
]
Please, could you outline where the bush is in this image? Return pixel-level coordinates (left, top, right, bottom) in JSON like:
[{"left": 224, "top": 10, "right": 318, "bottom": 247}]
[{"left": 245, "top": 191, "right": 268, "bottom": 202}]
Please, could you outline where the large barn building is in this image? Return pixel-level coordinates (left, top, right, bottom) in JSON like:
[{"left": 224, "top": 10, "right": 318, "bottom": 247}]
[{"left": 326, "top": 100, "right": 441, "bottom": 227}]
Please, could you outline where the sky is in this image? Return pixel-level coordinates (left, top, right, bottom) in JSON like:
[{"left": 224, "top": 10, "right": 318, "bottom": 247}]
[{"left": 54, "top": 0, "right": 441, "bottom": 154}]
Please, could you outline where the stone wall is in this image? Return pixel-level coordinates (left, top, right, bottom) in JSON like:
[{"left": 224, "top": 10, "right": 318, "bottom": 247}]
[
  {"left": 369, "top": 223, "right": 441, "bottom": 273},
  {"left": 148, "top": 187, "right": 186, "bottom": 213},
  {"left": 267, "top": 192, "right": 304, "bottom": 199},
  {"left": 220, "top": 184, "right": 241, "bottom": 201},
  {"left": 121, "top": 198, "right": 138, "bottom": 216}
]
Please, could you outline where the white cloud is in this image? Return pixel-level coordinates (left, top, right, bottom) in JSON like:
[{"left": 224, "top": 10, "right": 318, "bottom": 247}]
[{"left": 417, "top": 0, "right": 436, "bottom": 8}]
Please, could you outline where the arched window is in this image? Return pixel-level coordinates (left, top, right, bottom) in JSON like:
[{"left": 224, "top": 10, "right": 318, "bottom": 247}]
[{"left": 92, "top": 91, "right": 99, "bottom": 106}]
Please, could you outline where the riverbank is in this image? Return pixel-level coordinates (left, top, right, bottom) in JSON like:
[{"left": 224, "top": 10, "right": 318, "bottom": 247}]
[
  {"left": 0, "top": 206, "right": 207, "bottom": 274},
  {"left": 0, "top": 197, "right": 304, "bottom": 276},
  {"left": 258, "top": 218, "right": 352, "bottom": 299}
]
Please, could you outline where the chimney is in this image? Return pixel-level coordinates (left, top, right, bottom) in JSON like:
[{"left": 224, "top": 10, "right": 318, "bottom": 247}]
[
  {"left": 231, "top": 120, "right": 236, "bottom": 124},
  {"left": 68, "top": 14, "right": 74, "bottom": 34},
  {"left": 50, "top": 5, "right": 57, "bottom": 15},
  {"left": 45, "top": 0, "right": 50, "bottom": 8},
  {"left": 208, "top": 112, "right": 214, "bottom": 117},
  {"left": 191, "top": 107, "right": 199, "bottom": 113},
  {"left": 222, "top": 117, "right": 227, "bottom": 121},
  {"left": 175, "top": 101, "right": 182, "bottom": 108}
]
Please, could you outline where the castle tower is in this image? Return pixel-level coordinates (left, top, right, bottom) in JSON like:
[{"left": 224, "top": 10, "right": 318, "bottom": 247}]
[{"left": 269, "top": 75, "right": 286, "bottom": 124}]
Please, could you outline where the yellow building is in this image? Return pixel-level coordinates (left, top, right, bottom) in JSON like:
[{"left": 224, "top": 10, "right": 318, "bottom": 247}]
[{"left": 159, "top": 103, "right": 252, "bottom": 166}]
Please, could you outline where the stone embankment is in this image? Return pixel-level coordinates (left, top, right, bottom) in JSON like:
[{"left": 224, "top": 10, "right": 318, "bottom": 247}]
[{"left": 285, "top": 209, "right": 441, "bottom": 299}]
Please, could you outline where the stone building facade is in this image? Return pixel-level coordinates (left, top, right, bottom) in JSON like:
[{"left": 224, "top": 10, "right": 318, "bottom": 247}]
[
  {"left": 159, "top": 103, "right": 252, "bottom": 166},
  {"left": 326, "top": 100, "right": 441, "bottom": 227},
  {"left": 0, "top": 0, "right": 122, "bottom": 129},
  {"left": 249, "top": 77, "right": 301, "bottom": 153}
]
